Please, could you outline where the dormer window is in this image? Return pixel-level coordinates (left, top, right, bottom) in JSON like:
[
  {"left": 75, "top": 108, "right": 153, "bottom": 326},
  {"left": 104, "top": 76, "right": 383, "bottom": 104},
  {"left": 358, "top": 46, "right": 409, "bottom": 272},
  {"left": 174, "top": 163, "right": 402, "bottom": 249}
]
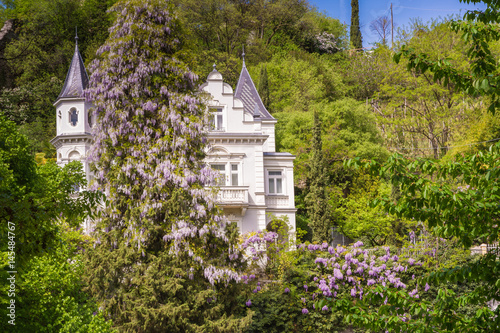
[
  {"left": 69, "top": 108, "right": 78, "bottom": 126},
  {"left": 209, "top": 107, "right": 224, "bottom": 131}
]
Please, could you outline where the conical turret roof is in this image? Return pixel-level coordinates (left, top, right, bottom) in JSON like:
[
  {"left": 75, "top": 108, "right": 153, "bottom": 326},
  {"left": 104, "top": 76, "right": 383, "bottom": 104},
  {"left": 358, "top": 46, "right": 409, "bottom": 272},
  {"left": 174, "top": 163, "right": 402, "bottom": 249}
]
[
  {"left": 234, "top": 61, "right": 274, "bottom": 120},
  {"left": 58, "top": 37, "right": 89, "bottom": 99}
]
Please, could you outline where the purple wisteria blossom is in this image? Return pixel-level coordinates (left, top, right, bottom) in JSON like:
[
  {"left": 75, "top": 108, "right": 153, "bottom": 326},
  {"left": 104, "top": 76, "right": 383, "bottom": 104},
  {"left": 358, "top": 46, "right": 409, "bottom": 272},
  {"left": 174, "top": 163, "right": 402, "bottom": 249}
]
[{"left": 85, "top": 0, "right": 244, "bottom": 296}]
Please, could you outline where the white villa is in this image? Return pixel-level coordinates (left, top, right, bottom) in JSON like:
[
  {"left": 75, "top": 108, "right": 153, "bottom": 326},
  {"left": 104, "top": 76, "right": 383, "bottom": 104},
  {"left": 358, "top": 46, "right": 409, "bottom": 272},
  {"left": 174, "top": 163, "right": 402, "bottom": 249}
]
[{"left": 51, "top": 39, "right": 296, "bottom": 235}]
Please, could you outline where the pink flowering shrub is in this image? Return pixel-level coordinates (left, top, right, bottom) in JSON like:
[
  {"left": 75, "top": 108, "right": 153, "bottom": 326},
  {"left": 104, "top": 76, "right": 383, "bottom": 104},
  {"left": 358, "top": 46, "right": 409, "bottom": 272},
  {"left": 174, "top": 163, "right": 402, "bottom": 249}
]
[{"left": 239, "top": 233, "right": 447, "bottom": 331}]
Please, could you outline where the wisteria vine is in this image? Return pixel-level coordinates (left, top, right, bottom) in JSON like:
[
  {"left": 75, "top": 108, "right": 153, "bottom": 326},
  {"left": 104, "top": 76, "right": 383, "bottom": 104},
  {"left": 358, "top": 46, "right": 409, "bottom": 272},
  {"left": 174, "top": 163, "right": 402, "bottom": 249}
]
[{"left": 84, "top": 0, "right": 241, "bottom": 285}]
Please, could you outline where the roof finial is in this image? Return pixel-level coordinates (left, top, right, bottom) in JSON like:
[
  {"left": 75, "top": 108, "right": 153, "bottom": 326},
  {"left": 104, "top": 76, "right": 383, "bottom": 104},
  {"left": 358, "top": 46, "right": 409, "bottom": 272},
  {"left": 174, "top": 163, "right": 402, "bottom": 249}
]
[
  {"left": 242, "top": 45, "right": 246, "bottom": 67},
  {"left": 213, "top": 62, "right": 216, "bottom": 71},
  {"left": 75, "top": 26, "right": 78, "bottom": 45}
]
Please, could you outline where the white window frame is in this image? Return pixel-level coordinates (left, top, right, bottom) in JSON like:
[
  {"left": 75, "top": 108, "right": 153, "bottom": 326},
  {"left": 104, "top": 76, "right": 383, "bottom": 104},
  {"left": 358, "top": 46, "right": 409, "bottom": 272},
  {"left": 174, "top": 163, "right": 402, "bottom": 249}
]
[
  {"left": 210, "top": 161, "right": 241, "bottom": 186},
  {"left": 230, "top": 163, "right": 239, "bottom": 186},
  {"left": 211, "top": 163, "right": 226, "bottom": 186},
  {"left": 209, "top": 107, "right": 224, "bottom": 131},
  {"left": 267, "top": 169, "right": 284, "bottom": 195}
]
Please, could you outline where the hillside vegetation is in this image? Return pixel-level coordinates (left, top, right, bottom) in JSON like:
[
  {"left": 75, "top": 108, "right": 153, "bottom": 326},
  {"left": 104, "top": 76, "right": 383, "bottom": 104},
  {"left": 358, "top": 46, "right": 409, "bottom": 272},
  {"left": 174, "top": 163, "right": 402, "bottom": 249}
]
[{"left": 1, "top": 0, "right": 499, "bottom": 331}]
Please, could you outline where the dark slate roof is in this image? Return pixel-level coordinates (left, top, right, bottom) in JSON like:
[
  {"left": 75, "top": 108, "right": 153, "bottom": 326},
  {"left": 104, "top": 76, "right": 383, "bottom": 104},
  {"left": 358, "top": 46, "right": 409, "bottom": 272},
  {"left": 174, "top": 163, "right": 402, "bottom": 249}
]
[
  {"left": 58, "top": 41, "right": 89, "bottom": 99},
  {"left": 234, "top": 63, "right": 274, "bottom": 120},
  {"left": 263, "top": 152, "right": 294, "bottom": 157}
]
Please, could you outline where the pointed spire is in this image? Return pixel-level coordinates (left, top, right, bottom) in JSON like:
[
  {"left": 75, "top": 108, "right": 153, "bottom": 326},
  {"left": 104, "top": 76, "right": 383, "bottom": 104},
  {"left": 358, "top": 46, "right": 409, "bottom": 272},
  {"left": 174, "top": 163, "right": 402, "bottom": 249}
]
[
  {"left": 234, "top": 51, "right": 274, "bottom": 120},
  {"left": 242, "top": 45, "right": 246, "bottom": 68},
  {"left": 58, "top": 31, "right": 89, "bottom": 100}
]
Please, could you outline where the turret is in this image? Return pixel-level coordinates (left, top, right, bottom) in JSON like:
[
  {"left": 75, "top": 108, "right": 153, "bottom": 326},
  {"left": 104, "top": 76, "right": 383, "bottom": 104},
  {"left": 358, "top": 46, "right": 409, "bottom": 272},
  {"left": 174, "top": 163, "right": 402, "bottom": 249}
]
[{"left": 50, "top": 33, "right": 93, "bottom": 187}]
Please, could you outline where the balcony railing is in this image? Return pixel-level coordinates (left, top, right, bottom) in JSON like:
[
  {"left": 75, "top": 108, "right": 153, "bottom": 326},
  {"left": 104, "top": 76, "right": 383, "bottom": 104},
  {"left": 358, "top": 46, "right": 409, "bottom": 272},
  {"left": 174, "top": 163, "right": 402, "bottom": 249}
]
[
  {"left": 216, "top": 186, "right": 249, "bottom": 206},
  {"left": 265, "top": 195, "right": 290, "bottom": 208}
]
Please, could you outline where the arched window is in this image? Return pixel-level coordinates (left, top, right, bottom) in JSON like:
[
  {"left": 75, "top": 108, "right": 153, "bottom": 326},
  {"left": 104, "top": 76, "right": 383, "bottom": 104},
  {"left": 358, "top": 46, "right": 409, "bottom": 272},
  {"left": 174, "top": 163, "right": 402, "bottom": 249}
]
[
  {"left": 88, "top": 111, "right": 93, "bottom": 128},
  {"left": 68, "top": 150, "right": 81, "bottom": 160},
  {"left": 69, "top": 108, "right": 78, "bottom": 126}
]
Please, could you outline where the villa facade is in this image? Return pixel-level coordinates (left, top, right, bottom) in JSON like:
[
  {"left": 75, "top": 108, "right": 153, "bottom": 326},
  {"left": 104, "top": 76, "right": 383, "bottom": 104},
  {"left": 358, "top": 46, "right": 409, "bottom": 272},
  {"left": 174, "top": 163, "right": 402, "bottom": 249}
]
[{"left": 51, "top": 41, "right": 296, "bottom": 235}]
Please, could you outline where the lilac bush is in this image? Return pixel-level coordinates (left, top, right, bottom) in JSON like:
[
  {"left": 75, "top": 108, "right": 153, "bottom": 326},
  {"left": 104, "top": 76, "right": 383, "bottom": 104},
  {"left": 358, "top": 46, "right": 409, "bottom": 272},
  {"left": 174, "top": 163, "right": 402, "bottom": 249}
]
[
  {"left": 294, "top": 241, "right": 428, "bottom": 312},
  {"left": 239, "top": 230, "right": 435, "bottom": 319}
]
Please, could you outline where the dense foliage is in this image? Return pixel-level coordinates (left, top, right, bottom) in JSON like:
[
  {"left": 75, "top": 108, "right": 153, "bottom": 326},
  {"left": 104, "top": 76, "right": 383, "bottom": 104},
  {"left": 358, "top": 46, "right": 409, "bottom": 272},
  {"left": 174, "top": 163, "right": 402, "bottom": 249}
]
[
  {"left": 0, "top": 114, "right": 107, "bottom": 331},
  {"left": 1, "top": 0, "right": 500, "bottom": 331}
]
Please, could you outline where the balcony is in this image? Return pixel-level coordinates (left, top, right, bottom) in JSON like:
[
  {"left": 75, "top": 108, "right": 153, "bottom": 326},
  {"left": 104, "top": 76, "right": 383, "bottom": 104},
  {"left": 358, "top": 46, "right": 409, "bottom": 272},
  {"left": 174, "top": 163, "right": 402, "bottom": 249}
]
[
  {"left": 215, "top": 186, "right": 249, "bottom": 215},
  {"left": 265, "top": 195, "right": 290, "bottom": 208}
]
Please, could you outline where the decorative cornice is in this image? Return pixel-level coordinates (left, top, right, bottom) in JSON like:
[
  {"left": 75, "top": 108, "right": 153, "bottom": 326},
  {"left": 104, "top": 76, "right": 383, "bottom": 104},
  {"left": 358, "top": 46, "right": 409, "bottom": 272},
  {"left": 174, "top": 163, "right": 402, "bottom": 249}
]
[
  {"left": 50, "top": 133, "right": 93, "bottom": 149},
  {"left": 207, "top": 133, "right": 268, "bottom": 145}
]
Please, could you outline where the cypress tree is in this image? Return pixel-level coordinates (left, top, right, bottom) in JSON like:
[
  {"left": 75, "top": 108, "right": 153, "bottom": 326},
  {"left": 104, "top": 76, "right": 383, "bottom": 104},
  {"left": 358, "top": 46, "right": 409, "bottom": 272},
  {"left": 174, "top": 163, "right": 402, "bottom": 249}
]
[
  {"left": 83, "top": 1, "right": 250, "bottom": 331},
  {"left": 306, "top": 111, "right": 331, "bottom": 244},
  {"left": 350, "top": 0, "right": 363, "bottom": 50},
  {"left": 257, "top": 64, "right": 270, "bottom": 110}
]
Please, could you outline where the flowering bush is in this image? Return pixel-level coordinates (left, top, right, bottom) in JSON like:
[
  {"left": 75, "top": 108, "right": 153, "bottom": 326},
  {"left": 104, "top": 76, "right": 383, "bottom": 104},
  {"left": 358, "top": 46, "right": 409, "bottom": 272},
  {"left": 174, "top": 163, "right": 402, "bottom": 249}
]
[{"left": 238, "top": 226, "right": 494, "bottom": 332}]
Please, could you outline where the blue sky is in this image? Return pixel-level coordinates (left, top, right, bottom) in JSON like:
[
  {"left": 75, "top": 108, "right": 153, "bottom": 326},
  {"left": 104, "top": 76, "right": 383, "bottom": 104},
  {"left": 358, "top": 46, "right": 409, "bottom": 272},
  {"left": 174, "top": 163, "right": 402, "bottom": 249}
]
[{"left": 309, "top": 0, "right": 487, "bottom": 47}]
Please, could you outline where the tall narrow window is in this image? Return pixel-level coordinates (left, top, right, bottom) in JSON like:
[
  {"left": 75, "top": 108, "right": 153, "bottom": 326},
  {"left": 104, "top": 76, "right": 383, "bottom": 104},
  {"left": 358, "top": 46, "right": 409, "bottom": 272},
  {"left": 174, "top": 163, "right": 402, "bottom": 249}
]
[
  {"left": 88, "top": 112, "right": 92, "bottom": 128},
  {"left": 231, "top": 164, "right": 239, "bottom": 186},
  {"left": 268, "top": 171, "right": 283, "bottom": 194},
  {"left": 211, "top": 164, "right": 226, "bottom": 186},
  {"left": 209, "top": 108, "right": 223, "bottom": 131},
  {"left": 69, "top": 108, "right": 78, "bottom": 126}
]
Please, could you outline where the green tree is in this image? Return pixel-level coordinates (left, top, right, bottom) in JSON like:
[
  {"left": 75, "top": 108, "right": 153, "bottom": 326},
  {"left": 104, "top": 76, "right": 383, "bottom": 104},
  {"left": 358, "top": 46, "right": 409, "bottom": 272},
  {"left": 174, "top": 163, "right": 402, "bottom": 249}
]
[
  {"left": 343, "top": 144, "right": 500, "bottom": 332},
  {"left": 335, "top": 173, "right": 411, "bottom": 246},
  {"left": 176, "top": 0, "right": 309, "bottom": 59},
  {"left": 0, "top": 114, "right": 97, "bottom": 267},
  {"left": 4, "top": 226, "right": 114, "bottom": 333},
  {"left": 0, "top": 114, "right": 104, "bottom": 331},
  {"left": 257, "top": 64, "right": 270, "bottom": 110},
  {"left": 394, "top": 0, "right": 500, "bottom": 113},
  {"left": 306, "top": 111, "right": 330, "bottom": 243},
  {"left": 372, "top": 24, "right": 476, "bottom": 159},
  {"left": 350, "top": 0, "right": 362, "bottom": 49},
  {"left": 83, "top": 1, "right": 250, "bottom": 331},
  {"left": 298, "top": 9, "right": 348, "bottom": 54}
]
